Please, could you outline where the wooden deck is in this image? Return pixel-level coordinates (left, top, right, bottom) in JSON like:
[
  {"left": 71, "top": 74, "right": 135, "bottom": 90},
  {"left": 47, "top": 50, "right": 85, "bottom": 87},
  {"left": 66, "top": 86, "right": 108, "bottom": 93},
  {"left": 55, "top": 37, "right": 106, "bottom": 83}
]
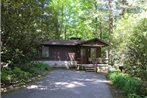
[{"left": 76, "top": 64, "right": 109, "bottom": 72}]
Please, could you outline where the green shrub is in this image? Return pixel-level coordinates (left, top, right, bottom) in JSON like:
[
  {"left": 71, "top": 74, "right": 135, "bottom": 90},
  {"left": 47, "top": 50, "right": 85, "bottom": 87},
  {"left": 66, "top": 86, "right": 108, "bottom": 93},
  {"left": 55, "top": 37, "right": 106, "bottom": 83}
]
[
  {"left": 29, "top": 67, "right": 40, "bottom": 75},
  {"left": 128, "top": 94, "right": 142, "bottom": 98},
  {"left": 124, "top": 77, "right": 142, "bottom": 95},
  {"left": 1, "top": 67, "right": 32, "bottom": 83},
  {"left": 1, "top": 63, "right": 50, "bottom": 85},
  {"left": 108, "top": 72, "right": 129, "bottom": 88},
  {"left": 114, "top": 73, "right": 128, "bottom": 89},
  {"left": 20, "top": 62, "right": 50, "bottom": 76},
  {"left": 108, "top": 72, "right": 143, "bottom": 97},
  {"left": 1, "top": 68, "right": 13, "bottom": 83},
  {"left": 28, "top": 63, "right": 50, "bottom": 75},
  {"left": 35, "top": 63, "right": 50, "bottom": 71},
  {"left": 12, "top": 67, "right": 32, "bottom": 82}
]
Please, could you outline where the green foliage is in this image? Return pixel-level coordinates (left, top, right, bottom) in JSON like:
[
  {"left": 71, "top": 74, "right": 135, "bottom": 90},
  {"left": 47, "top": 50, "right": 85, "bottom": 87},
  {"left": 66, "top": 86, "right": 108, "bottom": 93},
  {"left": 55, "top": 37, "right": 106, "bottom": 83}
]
[
  {"left": 1, "top": 63, "right": 51, "bottom": 85},
  {"left": 128, "top": 94, "right": 143, "bottom": 98},
  {"left": 48, "top": 0, "right": 110, "bottom": 40},
  {"left": 1, "top": 68, "right": 13, "bottom": 83},
  {"left": 124, "top": 77, "right": 142, "bottom": 95},
  {"left": 34, "top": 63, "right": 49, "bottom": 71},
  {"left": 1, "top": 67, "right": 32, "bottom": 83},
  {"left": 12, "top": 67, "right": 32, "bottom": 82},
  {"left": 27, "top": 63, "right": 50, "bottom": 75},
  {"left": 109, "top": 72, "right": 129, "bottom": 89},
  {"left": 1, "top": 0, "right": 111, "bottom": 67},
  {"left": 108, "top": 72, "right": 144, "bottom": 97},
  {"left": 112, "top": 12, "right": 147, "bottom": 79},
  {"left": 1, "top": 0, "right": 55, "bottom": 65},
  {"left": 19, "top": 63, "right": 50, "bottom": 76}
]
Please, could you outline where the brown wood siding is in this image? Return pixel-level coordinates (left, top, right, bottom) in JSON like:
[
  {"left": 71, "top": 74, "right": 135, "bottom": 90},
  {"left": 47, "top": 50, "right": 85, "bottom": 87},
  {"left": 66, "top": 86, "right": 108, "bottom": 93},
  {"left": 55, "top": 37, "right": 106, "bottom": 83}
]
[
  {"left": 96, "top": 47, "right": 101, "bottom": 57},
  {"left": 75, "top": 46, "right": 81, "bottom": 63},
  {"left": 80, "top": 47, "right": 91, "bottom": 64},
  {"left": 39, "top": 45, "right": 102, "bottom": 64},
  {"left": 80, "top": 48, "right": 86, "bottom": 64},
  {"left": 42, "top": 46, "right": 78, "bottom": 61}
]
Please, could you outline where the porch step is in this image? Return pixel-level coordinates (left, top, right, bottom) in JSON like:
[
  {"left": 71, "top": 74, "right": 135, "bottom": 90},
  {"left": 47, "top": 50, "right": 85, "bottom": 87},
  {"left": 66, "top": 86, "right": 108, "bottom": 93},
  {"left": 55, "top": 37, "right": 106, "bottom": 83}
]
[{"left": 85, "top": 67, "right": 96, "bottom": 72}]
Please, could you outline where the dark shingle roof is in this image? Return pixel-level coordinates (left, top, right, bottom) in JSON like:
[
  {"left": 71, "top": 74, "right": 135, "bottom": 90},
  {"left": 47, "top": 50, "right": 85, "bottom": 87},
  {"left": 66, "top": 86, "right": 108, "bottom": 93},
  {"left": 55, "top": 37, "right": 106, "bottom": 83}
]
[
  {"left": 41, "top": 40, "right": 84, "bottom": 46},
  {"left": 41, "top": 38, "right": 109, "bottom": 46},
  {"left": 80, "top": 38, "right": 109, "bottom": 46}
]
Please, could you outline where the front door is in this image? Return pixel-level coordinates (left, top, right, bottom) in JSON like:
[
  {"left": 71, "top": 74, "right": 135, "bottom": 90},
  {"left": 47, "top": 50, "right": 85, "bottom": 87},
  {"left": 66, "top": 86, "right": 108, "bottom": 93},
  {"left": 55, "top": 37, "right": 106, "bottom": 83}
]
[{"left": 80, "top": 48, "right": 88, "bottom": 64}]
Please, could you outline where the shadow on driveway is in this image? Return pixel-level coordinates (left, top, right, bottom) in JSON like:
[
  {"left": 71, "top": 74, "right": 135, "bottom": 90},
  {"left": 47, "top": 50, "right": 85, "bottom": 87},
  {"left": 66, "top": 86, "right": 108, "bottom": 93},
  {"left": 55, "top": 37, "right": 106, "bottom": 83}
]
[{"left": 2, "top": 69, "right": 112, "bottom": 98}]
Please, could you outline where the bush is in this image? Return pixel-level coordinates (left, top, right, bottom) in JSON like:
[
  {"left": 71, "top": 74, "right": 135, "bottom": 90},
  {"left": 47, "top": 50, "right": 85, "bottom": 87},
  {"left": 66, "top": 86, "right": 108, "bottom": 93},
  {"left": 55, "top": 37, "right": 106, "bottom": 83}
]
[
  {"left": 124, "top": 77, "right": 142, "bottom": 95},
  {"left": 1, "top": 67, "right": 32, "bottom": 83},
  {"left": 108, "top": 72, "right": 143, "bottom": 97},
  {"left": 1, "top": 63, "right": 50, "bottom": 85},
  {"left": 1, "top": 68, "right": 13, "bottom": 83},
  {"left": 12, "top": 67, "right": 32, "bottom": 83},
  {"left": 109, "top": 72, "right": 129, "bottom": 89},
  {"left": 108, "top": 72, "right": 129, "bottom": 89},
  {"left": 128, "top": 94, "right": 142, "bottom": 98},
  {"left": 33, "top": 63, "right": 49, "bottom": 71},
  {"left": 22, "top": 63, "right": 50, "bottom": 76}
]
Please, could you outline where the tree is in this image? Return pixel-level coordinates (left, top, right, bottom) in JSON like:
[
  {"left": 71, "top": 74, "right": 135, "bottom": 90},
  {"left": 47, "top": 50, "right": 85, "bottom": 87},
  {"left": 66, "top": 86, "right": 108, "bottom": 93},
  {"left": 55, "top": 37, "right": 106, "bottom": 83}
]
[
  {"left": 112, "top": 12, "right": 147, "bottom": 79},
  {"left": 1, "top": 0, "right": 56, "bottom": 65},
  {"left": 48, "top": 0, "right": 111, "bottom": 40}
]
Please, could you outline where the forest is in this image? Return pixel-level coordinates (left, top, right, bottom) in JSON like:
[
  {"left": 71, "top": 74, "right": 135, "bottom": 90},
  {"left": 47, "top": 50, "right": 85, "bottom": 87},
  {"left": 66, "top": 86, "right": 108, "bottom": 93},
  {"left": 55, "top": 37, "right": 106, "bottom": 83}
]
[{"left": 1, "top": 0, "right": 147, "bottom": 97}]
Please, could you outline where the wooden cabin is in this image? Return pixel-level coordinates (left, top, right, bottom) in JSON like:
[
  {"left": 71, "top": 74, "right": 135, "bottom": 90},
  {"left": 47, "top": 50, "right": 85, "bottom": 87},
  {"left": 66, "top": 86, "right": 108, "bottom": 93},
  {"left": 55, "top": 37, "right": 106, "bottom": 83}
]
[{"left": 37, "top": 38, "right": 109, "bottom": 68}]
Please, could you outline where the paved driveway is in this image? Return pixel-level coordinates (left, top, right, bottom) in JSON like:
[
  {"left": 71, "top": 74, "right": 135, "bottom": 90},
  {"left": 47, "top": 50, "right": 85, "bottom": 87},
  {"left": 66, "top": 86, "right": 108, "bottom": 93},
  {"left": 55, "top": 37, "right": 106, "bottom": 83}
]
[{"left": 2, "top": 70, "right": 113, "bottom": 98}]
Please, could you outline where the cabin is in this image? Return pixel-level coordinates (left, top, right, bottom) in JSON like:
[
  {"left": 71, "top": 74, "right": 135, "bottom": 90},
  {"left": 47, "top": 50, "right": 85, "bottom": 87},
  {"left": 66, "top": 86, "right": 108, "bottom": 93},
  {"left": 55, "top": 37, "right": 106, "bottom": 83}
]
[{"left": 37, "top": 38, "right": 109, "bottom": 69}]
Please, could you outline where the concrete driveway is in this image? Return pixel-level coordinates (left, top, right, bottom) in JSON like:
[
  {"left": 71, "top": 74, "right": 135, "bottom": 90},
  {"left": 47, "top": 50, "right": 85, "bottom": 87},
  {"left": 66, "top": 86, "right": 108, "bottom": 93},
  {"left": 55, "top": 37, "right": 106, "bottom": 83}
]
[{"left": 2, "top": 70, "right": 113, "bottom": 98}]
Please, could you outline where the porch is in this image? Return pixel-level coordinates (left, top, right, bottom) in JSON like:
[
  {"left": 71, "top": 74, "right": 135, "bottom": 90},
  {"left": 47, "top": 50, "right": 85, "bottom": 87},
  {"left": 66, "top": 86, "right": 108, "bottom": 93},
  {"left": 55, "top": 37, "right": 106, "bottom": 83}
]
[
  {"left": 75, "top": 38, "right": 109, "bottom": 65},
  {"left": 76, "top": 64, "right": 109, "bottom": 73}
]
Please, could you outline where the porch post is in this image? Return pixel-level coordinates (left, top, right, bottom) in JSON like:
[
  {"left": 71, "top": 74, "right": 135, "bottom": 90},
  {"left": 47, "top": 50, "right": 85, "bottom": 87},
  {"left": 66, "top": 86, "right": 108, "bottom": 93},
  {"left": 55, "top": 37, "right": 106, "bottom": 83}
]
[{"left": 105, "top": 50, "right": 109, "bottom": 64}]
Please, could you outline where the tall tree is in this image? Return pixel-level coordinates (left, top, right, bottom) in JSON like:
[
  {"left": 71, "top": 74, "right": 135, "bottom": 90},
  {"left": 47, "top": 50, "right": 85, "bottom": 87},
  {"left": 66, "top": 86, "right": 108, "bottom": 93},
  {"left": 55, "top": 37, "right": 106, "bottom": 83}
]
[
  {"left": 1, "top": 0, "right": 56, "bottom": 65},
  {"left": 108, "top": 0, "right": 113, "bottom": 64}
]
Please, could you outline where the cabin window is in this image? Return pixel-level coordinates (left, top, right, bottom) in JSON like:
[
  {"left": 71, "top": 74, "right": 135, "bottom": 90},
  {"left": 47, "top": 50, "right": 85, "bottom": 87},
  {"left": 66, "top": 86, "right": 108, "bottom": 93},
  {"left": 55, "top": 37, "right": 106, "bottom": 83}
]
[{"left": 42, "top": 46, "right": 49, "bottom": 57}]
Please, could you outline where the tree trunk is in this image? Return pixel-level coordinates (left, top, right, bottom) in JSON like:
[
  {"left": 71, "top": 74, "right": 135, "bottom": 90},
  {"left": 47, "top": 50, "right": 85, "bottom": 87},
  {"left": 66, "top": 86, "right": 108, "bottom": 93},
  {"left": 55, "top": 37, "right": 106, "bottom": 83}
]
[
  {"left": 99, "top": 17, "right": 102, "bottom": 39},
  {"left": 121, "top": 0, "right": 127, "bottom": 17},
  {"left": 95, "top": 1, "right": 98, "bottom": 38},
  {"left": 109, "top": 0, "right": 113, "bottom": 64},
  {"left": 60, "top": 2, "right": 64, "bottom": 38},
  {"left": 64, "top": 26, "right": 67, "bottom": 40}
]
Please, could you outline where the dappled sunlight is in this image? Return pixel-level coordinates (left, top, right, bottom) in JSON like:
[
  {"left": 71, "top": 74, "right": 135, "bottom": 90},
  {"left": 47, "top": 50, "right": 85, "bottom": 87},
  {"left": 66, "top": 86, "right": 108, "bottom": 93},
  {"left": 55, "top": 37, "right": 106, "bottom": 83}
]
[
  {"left": 54, "top": 81, "right": 85, "bottom": 88},
  {"left": 93, "top": 79, "right": 111, "bottom": 84},
  {"left": 27, "top": 85, "right": 48, "bottom": 90},
  {"left": 26, "top": 81, "right": 86, "bottom": 91},
  {"left": 26, "top": 74, "right": 110, "bottom": 91},
  {"left": 77, "top": 78, "right": 110, "bottom": 84},
  {"left": 25, "top": 70, "right": 111, "bottom": 94},
  {"left": 27, "top": 85, "right": 38, "bottom": 89},
  {"left": 2, "top": 70, "right": 113, "bottom": 98}
]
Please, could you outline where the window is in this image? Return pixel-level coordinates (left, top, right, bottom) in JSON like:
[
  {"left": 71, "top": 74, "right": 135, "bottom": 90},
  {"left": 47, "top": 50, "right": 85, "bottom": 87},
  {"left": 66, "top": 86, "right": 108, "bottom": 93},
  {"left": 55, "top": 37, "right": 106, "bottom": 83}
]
[{"left": 42, "top": 46, "right": 49, "bottom": 57}]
